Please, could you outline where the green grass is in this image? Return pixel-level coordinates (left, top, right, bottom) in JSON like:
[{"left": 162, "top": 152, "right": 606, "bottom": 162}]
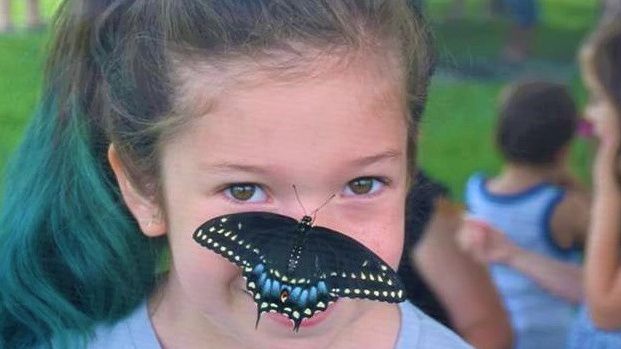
[
  {"left": 0, "top": 0, "right": 59, "bottom": 172},
  {"left": 0, "top": 32, "right": 50, "bottom": 171},
  {"left": 427, "top": 0, "right": 599, "bottom": 62},
  {"left": 417, "top": 0, "right": 598, "bottom": 195},
  {"left": 0, "top": 0, "right": 599, "bottom": 197}
]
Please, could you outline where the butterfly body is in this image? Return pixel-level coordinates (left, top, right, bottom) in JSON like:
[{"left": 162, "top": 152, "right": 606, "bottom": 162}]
[
  {"left": 193, "top": 212, "right": 406, "bottom": 332},
  {"left": 284, "top": 215, "right": 313, "bottom": 273}
]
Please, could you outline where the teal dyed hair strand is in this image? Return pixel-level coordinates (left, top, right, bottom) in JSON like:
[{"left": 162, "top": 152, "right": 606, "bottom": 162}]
[{"left": 0, "top": 95, "right": 165, "bottom": 348}]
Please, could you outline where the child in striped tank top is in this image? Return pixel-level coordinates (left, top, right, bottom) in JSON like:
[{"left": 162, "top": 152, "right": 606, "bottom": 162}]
[{"left": 459, "top": 81, "right": 591, "bottom": 349}]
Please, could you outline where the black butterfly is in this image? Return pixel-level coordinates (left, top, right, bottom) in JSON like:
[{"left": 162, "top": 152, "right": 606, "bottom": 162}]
[{"left": 193, "top": 212, "right": 406, "bottom": 332}]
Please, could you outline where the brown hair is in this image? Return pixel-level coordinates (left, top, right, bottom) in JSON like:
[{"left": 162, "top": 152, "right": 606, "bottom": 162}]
[
  {"left": 496, "top": 80, "right": 578, "bottom": 165},
  {"left": 581, "top": 20, "right": 621, "bottom": 119},
  {"left": 47, "top": 0, "right": 435, "bottom": 201}
]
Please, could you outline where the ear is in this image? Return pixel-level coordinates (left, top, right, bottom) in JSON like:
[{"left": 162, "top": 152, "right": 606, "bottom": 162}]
[{"left": 108, "top": 144, "right": 167, "bottom": 237}]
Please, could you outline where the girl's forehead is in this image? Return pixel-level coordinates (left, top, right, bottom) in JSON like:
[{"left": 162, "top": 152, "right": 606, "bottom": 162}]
[
  {"left": 162, "top": 57, "right": 408, "bottom": 173},
  {"left": 171, "top": 47, "right": 405, "bottom": 119},
  {"left": 188, "top": 60, "right": 404, "bottom": 132}
]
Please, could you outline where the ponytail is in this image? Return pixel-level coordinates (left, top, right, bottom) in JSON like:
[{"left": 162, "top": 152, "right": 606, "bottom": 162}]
[{"left": 0, "top": 1, "right": 165, "bottom": 347}]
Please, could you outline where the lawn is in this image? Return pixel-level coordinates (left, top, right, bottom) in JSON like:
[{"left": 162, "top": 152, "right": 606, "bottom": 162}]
[
  {"left": 0, "top": 0, "right": 599, "bottom": 197},
  {"left": 418, "top": 0, "right": 597, "bottom": 194}
]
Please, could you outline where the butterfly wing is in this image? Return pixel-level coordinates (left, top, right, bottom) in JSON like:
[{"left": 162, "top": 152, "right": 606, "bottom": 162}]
[
  {"left": 193, "top": 211, "right": 299, "bottom": 271},
  {"left": 305, "top": 226, "right": 406, "bottom": 303}
]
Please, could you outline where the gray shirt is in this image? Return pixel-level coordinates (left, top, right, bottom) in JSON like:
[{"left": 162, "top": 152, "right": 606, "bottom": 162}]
[{"left": 88, "top": 300, "right": 472, "bottom": 348}]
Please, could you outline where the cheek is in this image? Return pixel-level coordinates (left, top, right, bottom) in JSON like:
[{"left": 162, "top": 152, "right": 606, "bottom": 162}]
[
  {"left": 174, "top": 236, "right": 239, "bottom": 282},
  {"left": 358, "top": 213, "right": 405, "bottom": 269},
  {"left": 585, "top": 101, "right": 616, "bottom": 127},
  {"left": 323, "top": 201, "right": 405, "bottom": 269},
  {"left": 169, "top": 237, "right": 242, "bottom": 308},
  {"left": 585, "top": 102, "right": 603, "bottom": 122},
  {"left": 161, "top": 177, "right": 239, "bottom": 289},
  {"left": 163, "top": 200, "right": 243, "bottom": 309}
]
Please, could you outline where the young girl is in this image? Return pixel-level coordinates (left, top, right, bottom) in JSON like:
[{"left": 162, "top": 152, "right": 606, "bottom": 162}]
[
  {"left": 567, "top": 20, "right": 621, "bottom": 349},
  {"left": 0, "top": 1, "right": 472, "bottom": 348},
  {"left": 462, "top": 80, "right": 590, "bottom": 349}
]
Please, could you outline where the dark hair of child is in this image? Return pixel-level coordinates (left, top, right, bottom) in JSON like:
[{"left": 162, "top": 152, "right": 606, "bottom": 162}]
[{"left": 496, "top": 81, "right": 578, "bottom": 166}]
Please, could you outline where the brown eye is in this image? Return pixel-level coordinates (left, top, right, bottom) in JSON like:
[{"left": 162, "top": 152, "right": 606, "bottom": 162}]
[
  {"left": 347, "top": 178, "right": 374, "bottom": 195},
  {"left": 228, "top": 184, "right": 257, "bottom": 201}
]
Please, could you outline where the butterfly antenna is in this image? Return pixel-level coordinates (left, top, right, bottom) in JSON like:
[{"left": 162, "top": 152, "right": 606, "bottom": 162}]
[
  {"left": 311, "top": 193, "right": 336, "bottom": 221},
  {"left": 292, "top": 184, "right": 308, "bottom": 215}
]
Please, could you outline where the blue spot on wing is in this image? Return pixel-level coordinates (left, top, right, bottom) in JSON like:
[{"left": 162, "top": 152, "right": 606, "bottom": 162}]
[
  {"left": 258, "top": 272, "right": 267, "bottom": 286},
  {"left": 309, "top": 286, "right": 318, "bottom": 303},
  {"left": 298, "top": 289, "right": 309, "bottom": 307},
  {"left": 291, "top": 287, "right": 302, "bottom": 300},
  {"left": 318, "top": 281, "right": 328, "bottom": 294},
  {"left": 262, "top": 279, "right": 272, "bottom": 297},
  {"left": 271, "top": 280, "right": 281, "bottom": 297},
  {"left": 253, "top": 264, "right": 264, "bottom": 275}
]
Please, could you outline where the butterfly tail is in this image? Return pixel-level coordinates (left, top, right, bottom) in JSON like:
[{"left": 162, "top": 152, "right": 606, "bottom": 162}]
[
  {"left": 292, "top": 318, "right": 302, "bottom": 333},
  {"left": 255, "top": 309, "right": 262, "bottom": 330}
]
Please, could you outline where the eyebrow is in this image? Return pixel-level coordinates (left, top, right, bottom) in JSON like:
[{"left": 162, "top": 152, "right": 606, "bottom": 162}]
[
  {"left": 204, "top": 162, "right": 274, "bottom": 175},
  {"left": 346, "top": 149, "right": 403, "bottom": 167},
  {"left": 202, "top": 149, "right": 403, "bottom": 174}
]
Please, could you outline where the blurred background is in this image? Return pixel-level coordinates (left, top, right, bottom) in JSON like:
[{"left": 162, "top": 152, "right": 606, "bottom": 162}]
[{"left": 0, "top": 0, "right": 598, "bottom": 196}]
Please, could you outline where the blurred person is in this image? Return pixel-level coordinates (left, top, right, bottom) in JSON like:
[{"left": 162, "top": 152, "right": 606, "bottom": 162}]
[
  {"left": 462, "top": 81, "right": 590, "bottom": 349},
  {"left": 458, "top": 220, "right": 584, "bottom": 348},
  {"left": 566, "top": 20, "right": 621, "bottom": 348},
  {"left": 0, "top": 0, "right": 10, "bottom": 32},
  {"left": 600, "top": 0, "right": 621, "bottom": 26},
  {"left": 400, "top": 171, "right": 513, "bottom": 349},
  {"left": 500, "top": 0, "right": 539, "bottom": 63},
  {"left": 445, "top": 0, "right": 538, "bottom": 63},
  {"left": 446, "top": 0, "right": 504, "bottom": 20},
  {"left": 0, "top": 0, "right": 43, "bottom": 33}
]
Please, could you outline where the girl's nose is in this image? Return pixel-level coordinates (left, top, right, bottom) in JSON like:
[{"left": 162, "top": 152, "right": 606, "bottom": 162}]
[
  {"left": 278, "top": 197, "right": 337, "bottom": 229},
  {"left": 283, "top": 186, "right": 336, "bottom": 216}
]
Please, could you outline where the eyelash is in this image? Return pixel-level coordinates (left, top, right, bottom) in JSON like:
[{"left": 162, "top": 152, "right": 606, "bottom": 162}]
[{"left": 222, "top": 176, "right": 390, "bottom": 204}]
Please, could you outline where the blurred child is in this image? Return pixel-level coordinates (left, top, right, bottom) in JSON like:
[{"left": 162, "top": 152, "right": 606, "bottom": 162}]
[
  {"left": 447, "top": 0, "right": 503, "bottom": 20},
  {"left": 500, "top": 0, "right": 539, "bottom": 63},
  {"left": 401, "top": 171, "right": 513, "bottom": 349},
  {"left": 462, "top": 80, "right": 590, "bottom": 349},
  {"left": 446, "top": 0, "right": 538, "bottom": 63},
  {"left": 567, "top": 20, "right": 621, "bottom": 349},
  {"left": 600, "top": 0, "right": 621, "bottom": 26},
  {"left": 0, "top": 1, "right": 473, "bottom": 348}
]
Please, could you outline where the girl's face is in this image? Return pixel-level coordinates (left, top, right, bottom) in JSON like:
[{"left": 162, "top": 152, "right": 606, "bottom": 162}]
[
  {"left": 581, "top": 52, "right": 618, "bottom": 127},
  {"left": 152, "top": 56, "right": 409, "bottom": 347}
]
